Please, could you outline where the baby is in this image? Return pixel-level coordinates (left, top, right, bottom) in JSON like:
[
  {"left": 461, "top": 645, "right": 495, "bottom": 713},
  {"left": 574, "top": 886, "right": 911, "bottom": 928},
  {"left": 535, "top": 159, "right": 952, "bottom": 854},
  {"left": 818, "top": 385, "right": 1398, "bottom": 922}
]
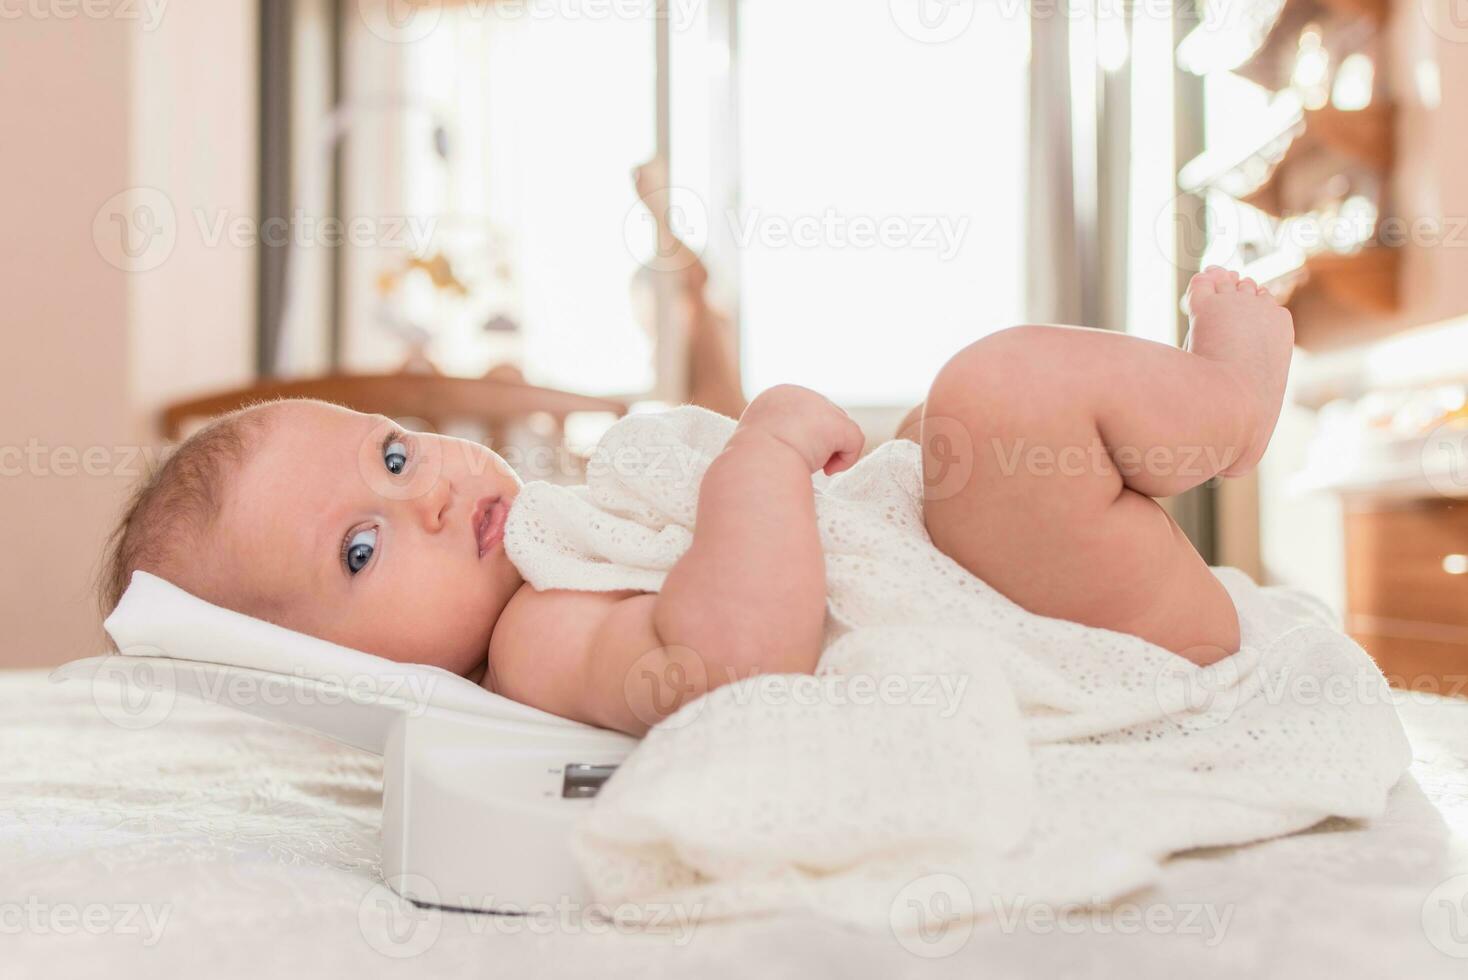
[{"left": 101, "top": 267, "right": 1292, "bottom": 737}]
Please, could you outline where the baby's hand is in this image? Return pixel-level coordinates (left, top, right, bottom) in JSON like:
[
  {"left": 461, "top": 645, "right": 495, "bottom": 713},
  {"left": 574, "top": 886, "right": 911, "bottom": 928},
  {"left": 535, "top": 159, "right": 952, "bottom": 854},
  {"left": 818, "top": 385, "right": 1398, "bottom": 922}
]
[{"left": 736, "top": 384, "right": 865, "bottom": 475}]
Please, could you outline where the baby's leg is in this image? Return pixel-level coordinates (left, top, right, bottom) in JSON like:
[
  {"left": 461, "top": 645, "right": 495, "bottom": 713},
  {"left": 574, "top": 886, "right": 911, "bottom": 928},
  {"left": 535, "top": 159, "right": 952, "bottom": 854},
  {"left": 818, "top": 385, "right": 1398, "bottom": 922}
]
[{"left": 916, "top": 268, "right": 1293, "bottom": 663}]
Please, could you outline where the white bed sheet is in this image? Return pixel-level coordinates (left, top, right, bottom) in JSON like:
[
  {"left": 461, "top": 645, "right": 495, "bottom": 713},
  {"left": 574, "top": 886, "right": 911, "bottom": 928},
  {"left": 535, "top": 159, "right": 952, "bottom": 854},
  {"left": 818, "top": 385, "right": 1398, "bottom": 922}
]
[{"left": 3, "top": 667, "right": 1466, "bottom": 979}]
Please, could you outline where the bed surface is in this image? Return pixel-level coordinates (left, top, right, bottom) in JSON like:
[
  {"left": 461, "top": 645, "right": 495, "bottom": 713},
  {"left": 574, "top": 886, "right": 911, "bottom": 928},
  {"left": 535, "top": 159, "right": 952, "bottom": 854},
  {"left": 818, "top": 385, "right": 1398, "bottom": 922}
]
[{"left": 4, "top": 667, "right": 1466, "bottom": 978}]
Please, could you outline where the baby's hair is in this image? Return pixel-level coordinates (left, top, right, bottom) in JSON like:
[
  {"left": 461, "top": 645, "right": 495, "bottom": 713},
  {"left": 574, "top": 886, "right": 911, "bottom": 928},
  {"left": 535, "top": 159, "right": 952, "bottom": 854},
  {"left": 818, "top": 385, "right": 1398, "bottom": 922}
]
[{"left": 98, "top": 402, "right": 280, "bottom": 626}]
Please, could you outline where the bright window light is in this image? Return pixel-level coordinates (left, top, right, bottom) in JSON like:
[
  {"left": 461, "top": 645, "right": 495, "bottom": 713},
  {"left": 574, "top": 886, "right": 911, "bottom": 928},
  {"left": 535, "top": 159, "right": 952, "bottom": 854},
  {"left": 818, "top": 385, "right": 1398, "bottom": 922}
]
[
  {"left": 1126, "top": 0, "right": 1177, "bottom": 345},
  {"left": 407, "top": 8, "right": 656, "bottom": 396},
  {"left": 736, "top": 0, "right": 1029, "bottom": 407}
]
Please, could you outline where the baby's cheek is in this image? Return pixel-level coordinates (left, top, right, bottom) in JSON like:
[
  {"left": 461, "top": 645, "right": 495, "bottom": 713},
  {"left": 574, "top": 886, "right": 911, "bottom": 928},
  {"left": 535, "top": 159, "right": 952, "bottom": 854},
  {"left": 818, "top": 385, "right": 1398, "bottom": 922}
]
[{"left": 416, "top": 579, "right": 497, "bottom": 673}]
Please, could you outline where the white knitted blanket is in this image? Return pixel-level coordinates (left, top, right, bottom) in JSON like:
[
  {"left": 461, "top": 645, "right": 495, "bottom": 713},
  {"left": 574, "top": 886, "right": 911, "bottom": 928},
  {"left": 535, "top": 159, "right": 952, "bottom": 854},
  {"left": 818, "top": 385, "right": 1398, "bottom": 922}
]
[{"left": 502, "top": 406, "right": 1411, "bottom": 930}]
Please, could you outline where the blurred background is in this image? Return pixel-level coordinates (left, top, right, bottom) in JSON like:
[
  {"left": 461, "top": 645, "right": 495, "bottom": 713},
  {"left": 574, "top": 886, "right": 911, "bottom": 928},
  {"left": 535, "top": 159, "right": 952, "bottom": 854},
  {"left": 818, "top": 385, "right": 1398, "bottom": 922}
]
[{"left": 4, "top": 0, "right": 1467, "bottom": 692}]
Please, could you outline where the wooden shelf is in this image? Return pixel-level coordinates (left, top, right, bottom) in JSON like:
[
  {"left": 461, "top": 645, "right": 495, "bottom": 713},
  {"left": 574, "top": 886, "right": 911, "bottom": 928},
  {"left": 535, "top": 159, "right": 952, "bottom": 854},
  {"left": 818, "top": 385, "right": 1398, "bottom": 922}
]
[
  {"left": 1317, "top": 0, "right": 1388, "bottom": 23},
  {"left": 1179, "top": 0, "right": 1386, "bottom": 85},
  {"left": 1305, "top": 104, "right": 1394, "bottom": 169},
  {"left": 1238, "top": 242, "right": 1398, "bottom": 319},
  {"left": 1178, "top": 96, "right": 1303, "bottom": 199},
  {"left": 1305, "top": 243, "right": 1399, "bottom": 312},
  {"left": 1176, "top": 0, "right": 1291, "bottom": 77},
  {"left": 1178, "top": 0, "right": 1398, "bottom": 340},
  {"left": 1239, "top": 105, "right": 1391, "bottom": 216},
  {"left": 1223, "top": 0, "right": 1385, "bottom": 91}
]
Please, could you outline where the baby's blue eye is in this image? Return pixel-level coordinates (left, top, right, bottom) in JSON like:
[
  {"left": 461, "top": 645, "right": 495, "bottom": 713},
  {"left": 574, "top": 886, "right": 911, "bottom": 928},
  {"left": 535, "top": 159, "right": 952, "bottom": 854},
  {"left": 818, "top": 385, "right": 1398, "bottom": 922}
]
[
  {"left": 384, "top": 440, "right": 409, "bottom": 475},
  {"left": 344, "top": 527, "right": 377, "bottom": 575}
]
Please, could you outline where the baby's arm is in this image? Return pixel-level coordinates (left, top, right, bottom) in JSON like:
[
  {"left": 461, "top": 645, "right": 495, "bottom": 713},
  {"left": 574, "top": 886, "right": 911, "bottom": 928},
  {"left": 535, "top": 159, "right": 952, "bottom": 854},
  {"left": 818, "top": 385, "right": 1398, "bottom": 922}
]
[
  {"left": 488, "top": 386, "right": 864, "bottom": 736},
  {"left": 659, "top": 387, "right": 863, "bottom": 672}
]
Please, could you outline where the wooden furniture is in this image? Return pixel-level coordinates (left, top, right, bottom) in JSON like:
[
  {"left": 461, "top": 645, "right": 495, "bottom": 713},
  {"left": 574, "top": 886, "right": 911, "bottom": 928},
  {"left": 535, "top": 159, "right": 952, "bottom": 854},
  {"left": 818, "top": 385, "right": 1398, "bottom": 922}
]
[
  {"left": 1345, "top": 497, "right": 1468, "bottom": 696},
  {"left": 1175, "top": 0, "right": 1399, "bottom": 343},
  {"left": 161, "top": 372, "right": 626, "bottom": 445},
  {"left": 1293, "top": 319, "right": 1468, "bottom": 697}
]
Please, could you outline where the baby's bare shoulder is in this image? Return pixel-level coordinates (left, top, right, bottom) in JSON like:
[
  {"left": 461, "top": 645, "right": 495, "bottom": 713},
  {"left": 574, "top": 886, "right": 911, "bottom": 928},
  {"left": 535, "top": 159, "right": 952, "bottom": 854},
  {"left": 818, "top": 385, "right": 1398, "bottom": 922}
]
[{"left": 485, "top": 587, "right": 646, "bottom": 721}]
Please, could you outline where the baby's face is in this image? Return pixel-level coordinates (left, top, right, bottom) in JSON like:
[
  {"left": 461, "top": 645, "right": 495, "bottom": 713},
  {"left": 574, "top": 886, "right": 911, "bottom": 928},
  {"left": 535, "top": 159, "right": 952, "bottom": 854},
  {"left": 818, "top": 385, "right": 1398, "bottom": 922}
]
[{"left": 210, "top": 401, "right": 524, "bottom": 677}]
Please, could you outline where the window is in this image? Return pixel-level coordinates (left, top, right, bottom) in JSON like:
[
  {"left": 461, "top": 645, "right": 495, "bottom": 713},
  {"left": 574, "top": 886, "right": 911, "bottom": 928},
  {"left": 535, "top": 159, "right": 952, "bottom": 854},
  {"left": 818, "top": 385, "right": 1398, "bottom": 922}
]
[
  {"left": 336, "top": 2, "right": 1031, "bottom": 408},
  {"left": 404, "top": 6, "right": 657, "bottom": 397},
  {"left": 736, "top": 0, "right": 1029, "bottom": 406}
]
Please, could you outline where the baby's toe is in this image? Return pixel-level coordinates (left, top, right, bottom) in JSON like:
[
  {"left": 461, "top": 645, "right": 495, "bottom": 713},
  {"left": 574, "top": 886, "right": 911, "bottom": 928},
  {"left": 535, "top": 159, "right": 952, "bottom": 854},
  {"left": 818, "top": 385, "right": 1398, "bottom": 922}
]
[
  {"left": 1237, "top": 277, "right": 1258, "bottom": 294},
  {"left": 1189, "top": 267, "right": 1229, "bottom": 296}
]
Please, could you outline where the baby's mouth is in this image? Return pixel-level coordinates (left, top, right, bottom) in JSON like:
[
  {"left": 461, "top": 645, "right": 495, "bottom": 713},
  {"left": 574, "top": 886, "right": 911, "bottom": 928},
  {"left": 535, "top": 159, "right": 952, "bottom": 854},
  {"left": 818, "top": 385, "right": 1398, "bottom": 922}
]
[{"left": 471, "top": 496, "right": 508, "bottom": 558}]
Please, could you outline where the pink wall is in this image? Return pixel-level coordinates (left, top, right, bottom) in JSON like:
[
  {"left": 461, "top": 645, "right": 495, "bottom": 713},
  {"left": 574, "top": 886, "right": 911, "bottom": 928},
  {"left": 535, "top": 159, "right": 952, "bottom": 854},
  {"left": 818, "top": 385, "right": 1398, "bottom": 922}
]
[
  {"left": 0, "top": 9, "right": 255, "bottom": 669},
  {"left": 0, "top": 16, "right": 137, "bottom": 669}
]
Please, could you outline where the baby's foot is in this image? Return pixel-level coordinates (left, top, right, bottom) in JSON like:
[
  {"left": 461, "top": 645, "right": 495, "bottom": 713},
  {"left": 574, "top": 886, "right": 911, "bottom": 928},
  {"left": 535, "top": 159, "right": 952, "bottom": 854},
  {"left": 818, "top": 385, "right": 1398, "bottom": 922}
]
[{"left": 1183, "top": 267, "right": 1295, "bottom": 476}]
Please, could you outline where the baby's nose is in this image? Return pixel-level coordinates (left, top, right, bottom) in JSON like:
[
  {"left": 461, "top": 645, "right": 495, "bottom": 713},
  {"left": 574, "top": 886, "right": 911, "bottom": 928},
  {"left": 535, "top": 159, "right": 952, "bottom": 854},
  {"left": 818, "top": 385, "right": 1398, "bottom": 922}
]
[{"left": 415, "top": 477, "right": 454, "bottom": 532}]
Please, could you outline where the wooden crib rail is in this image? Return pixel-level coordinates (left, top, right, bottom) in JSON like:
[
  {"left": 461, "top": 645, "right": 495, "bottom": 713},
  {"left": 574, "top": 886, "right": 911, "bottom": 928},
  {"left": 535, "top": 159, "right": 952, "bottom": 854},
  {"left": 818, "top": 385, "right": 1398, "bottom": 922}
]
[{"left": 161, "top": 372, "right": 627, "bottom": 441}]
